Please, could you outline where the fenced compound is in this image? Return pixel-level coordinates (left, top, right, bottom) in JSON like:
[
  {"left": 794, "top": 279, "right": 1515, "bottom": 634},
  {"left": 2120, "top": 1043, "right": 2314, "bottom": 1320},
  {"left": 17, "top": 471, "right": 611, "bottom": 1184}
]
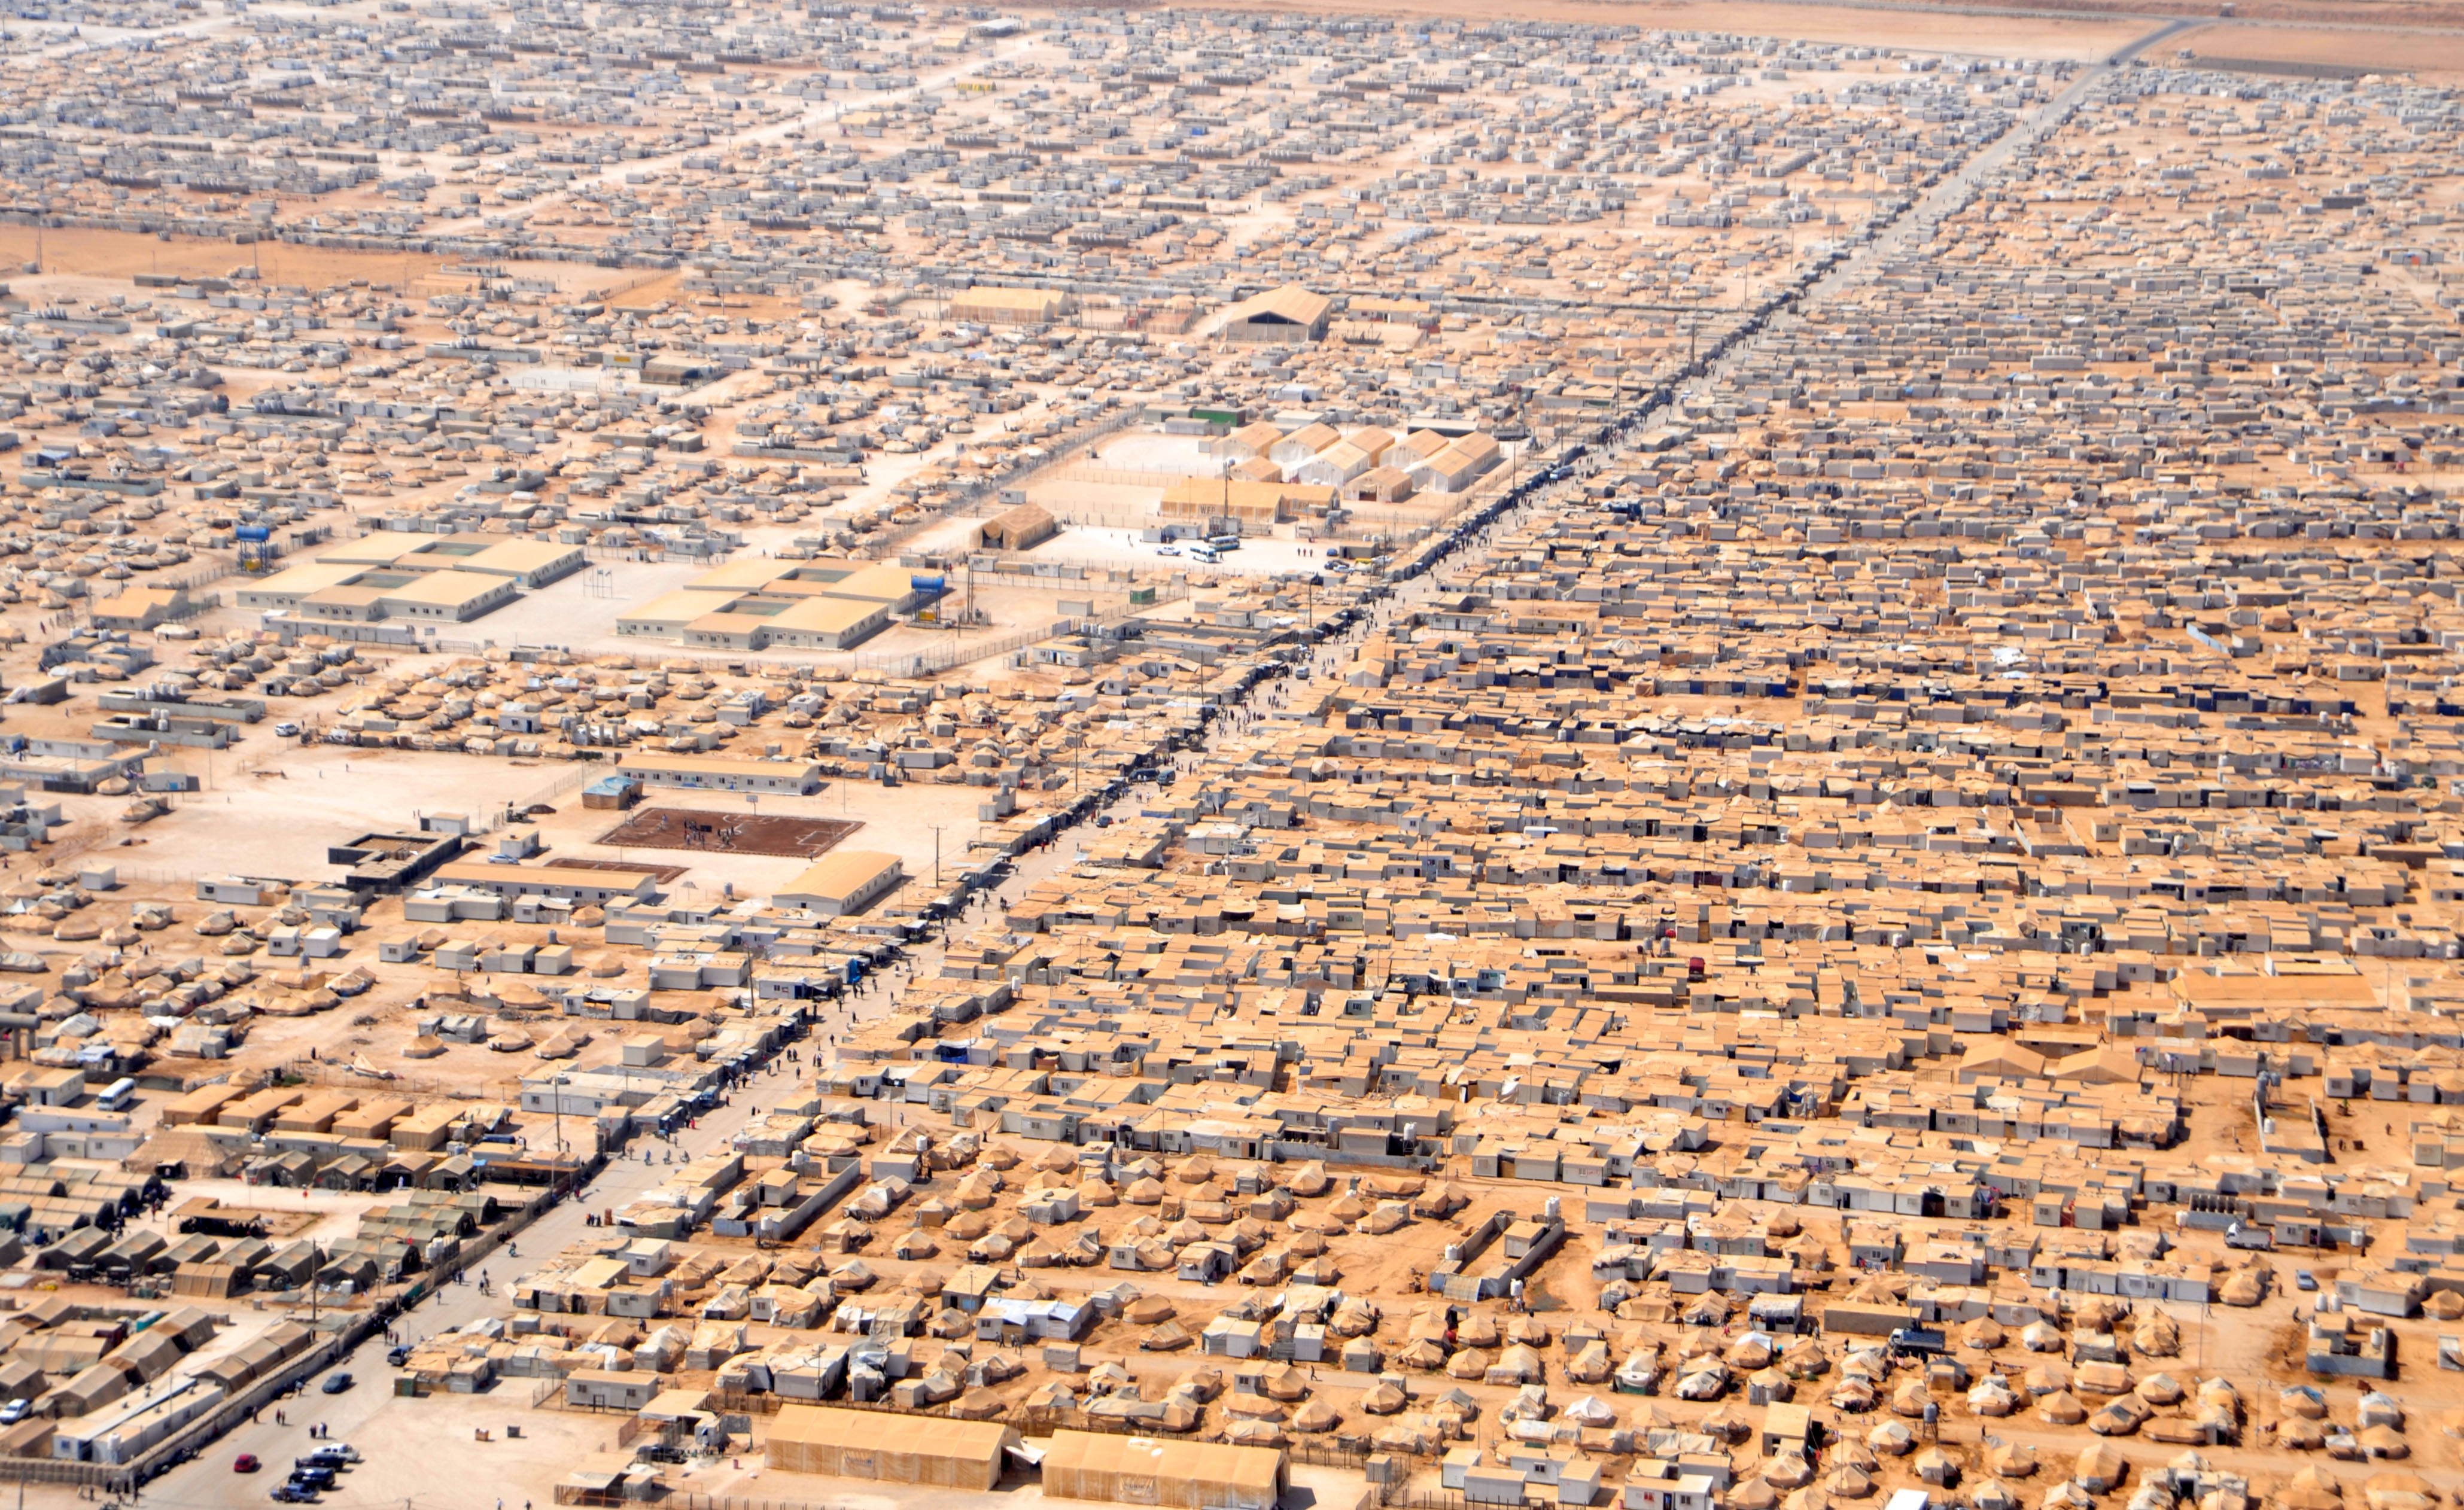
[
  {"left": 595, "top": 809, "right": 863, "bottom": 860},
  {"left": 1046, "top": 461, "right": 1201, "bottom": 489},
  {"left": 699, "top": 1390, "right": 1389, "bottom": 1471}
]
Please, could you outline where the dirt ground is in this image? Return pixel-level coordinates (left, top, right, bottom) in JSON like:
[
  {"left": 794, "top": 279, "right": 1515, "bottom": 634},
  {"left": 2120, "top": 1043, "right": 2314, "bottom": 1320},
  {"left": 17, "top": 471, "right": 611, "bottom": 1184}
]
[
  {"left": 2170, "top": 20, "right": 2464, "bottom": 75},
  {"left": 594, "top": 808, "right": 865, "bottom": 860},
  {"left": 0, "top": 227, "right": 665, "bottom": 297}
]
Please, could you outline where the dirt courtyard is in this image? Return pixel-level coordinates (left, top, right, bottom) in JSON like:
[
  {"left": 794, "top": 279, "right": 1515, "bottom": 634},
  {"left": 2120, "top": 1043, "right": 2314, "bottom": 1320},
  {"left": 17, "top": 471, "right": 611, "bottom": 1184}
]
[{"left": 595, "top": 807, "right": 867, "bottom": 860}]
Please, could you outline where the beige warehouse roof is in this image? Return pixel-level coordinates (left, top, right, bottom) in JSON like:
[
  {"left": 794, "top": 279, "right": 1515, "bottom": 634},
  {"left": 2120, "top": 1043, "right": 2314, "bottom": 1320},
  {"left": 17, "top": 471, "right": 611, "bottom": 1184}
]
[
  {"left": 775, "top": 850, "right": 902, "bottom": 905},
  {"left": 616, "top": 753, "right": 825, "bottom": 779},
  {"left": 772, "top": 595, "right": 887, "bottom": 634},
  {"left": 767, "top": 1405, "right": 1015, "bottom": 1459},
  {"left": 244, "top": 560, "right": 367, "bottom": 596},
  {"left": 1041, "top": 1430, "right": 1282, "bottom": 1510},
  {"left": 766, "top": 1405, "right": 1018, "bottom": 1490},
  {"left": 620, "top": 588, "right": 726, "bottom": 631},
  {"left": 1222, "top": 282, "right": 1330, "bottom": 328},
  {"left": 950, "top": 286, "right": 1070, "bottom": 316}
]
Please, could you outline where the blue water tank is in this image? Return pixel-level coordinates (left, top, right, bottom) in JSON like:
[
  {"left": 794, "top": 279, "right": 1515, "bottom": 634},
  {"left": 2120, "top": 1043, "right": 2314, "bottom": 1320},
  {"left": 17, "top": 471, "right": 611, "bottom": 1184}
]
[
  {"left": 911, "top": 574, "right": 946, "bottom": 593},
  {"left": 235, "top": 525, "right": 272, "bottom": 543}
]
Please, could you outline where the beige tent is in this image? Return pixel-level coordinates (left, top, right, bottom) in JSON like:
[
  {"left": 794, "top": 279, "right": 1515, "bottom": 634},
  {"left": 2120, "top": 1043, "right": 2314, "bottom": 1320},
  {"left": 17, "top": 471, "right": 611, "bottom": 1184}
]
[
  {"left": 765, "top": 1406, "right": 1020, "bottom": 1490},
  {"left": 1040, "top": 1430, "right": 1285, "bottom": 1510},
  {"left": 979, "top": 503, "right": 1057, "bottom": 552}
]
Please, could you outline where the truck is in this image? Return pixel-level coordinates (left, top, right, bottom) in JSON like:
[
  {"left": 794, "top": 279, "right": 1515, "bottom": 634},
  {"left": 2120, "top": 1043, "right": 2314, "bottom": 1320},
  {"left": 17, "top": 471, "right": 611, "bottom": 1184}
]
[{"left": 1888, "top": 1327, "right": 1946, "bottom": 1358}]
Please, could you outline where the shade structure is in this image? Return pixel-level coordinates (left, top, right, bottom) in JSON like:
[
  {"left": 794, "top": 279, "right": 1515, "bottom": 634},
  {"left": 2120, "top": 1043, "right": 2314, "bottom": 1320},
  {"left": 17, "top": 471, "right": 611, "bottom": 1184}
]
[
  {"left": 1040, "top": 1429, "right": 1286, "bottom": 1510},
  {"left": 765, "top": 1405, "right": 1020, "bottom": 1490}
]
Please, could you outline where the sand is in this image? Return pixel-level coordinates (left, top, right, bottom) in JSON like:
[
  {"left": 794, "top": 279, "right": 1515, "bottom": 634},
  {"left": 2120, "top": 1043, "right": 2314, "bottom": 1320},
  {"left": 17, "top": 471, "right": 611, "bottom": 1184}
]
[
  {"left": 2172, "top": 19, "right": 2464, "bottom": 76},
  {"left": 0, "top": 226, "right": 677, "bottom": 296}
]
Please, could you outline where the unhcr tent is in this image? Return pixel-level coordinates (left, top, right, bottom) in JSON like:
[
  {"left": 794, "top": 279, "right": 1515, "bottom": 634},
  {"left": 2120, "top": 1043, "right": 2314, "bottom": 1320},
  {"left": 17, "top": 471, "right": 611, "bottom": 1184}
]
[
  {"left": 1041, "top": 1430, "right": 1285, "bottom": 1510},
  {"left": 765, "top": 1405, "right": 1020, "bottom": 1490}
]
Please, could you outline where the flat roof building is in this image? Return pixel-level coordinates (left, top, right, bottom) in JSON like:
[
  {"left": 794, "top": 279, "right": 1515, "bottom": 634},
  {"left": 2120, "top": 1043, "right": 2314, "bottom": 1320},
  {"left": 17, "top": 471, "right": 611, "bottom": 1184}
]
[
  {"left": 428, "top": 861, "right": 661, "bottom": 905},
  {"left": 619, "top": 558, "right": 926, "bottom": 647},
  {"left": 235, "top": 562, "right": 518, "bottom": 625},
  {"left": 614, "top": 754, "right": 827, "bottom": 795},
  {"left": 774, "top": 850, "right": 904, "bottom": 917},
  {"left": 321, "top": 534, "right": 585, "bottom": 589}
]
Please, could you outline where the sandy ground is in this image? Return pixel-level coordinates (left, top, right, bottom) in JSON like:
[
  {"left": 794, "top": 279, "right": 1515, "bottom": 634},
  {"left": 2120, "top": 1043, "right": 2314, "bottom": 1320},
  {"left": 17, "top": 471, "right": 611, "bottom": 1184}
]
[
  {"left": 0, "top": 227, "right": 661, "bottom": 297},
  {"left": 50, "top": 732, "right": 999, "bottom": 909},
  {"left": 547, "top": 777, "right": 997, "bottom": 901},
  {"left": 1023, "top": 525, "right": 1356, "bottom": 580},
  {"left": 2170, "top": 19, "right": 2464, "bottom": 74},
  {"left": 80, "top": 742, "right": 587, "bottom": 878}
]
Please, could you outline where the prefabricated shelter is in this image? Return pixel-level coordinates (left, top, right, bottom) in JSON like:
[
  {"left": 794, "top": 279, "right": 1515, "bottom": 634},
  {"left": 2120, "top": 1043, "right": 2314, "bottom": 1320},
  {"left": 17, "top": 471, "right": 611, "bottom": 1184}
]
[
  {"left": 764, "top": 1405, "right": 1020, "bottom": 1490},
  {"left": 1408, "top": 433, "right": 1504, "bottom": 494},
  {"left": 427, "top": 861, "right": 660, "bottom": 907},
  {"left": 1347, "top": 465, "right": 1416, "bottom": 504},
  {"left": 567, "top": 1369, "right": 662, "bottom": 1410},
  {"left": 1040, "top": 1430, "right": 1286, "bottom": 1510},
  {"left": 89, "top": 586, "right": 189, "bottom": 632},
  {"left": 1291, "top": 440, "right": 1381, "bottom": 489},
  {"left": 1215, "top": 421, "right": 1283, "bottom": 462},
  {"left": 614, "top": 754, "right": 827, "bottom": 796}
]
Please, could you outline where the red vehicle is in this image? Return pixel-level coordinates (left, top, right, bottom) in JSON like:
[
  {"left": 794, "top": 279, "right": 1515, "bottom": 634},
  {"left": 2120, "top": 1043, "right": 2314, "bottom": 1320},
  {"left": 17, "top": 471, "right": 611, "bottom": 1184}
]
[{"left": 235, "top": 1455, "right": 261, "bottom": 1474}]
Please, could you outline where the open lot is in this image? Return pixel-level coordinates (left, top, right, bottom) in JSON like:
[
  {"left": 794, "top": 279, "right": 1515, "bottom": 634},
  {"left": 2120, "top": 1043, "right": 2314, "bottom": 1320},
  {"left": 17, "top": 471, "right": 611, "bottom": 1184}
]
[{"left": 595, "top": 808, "right": 864, "bottom": 860}]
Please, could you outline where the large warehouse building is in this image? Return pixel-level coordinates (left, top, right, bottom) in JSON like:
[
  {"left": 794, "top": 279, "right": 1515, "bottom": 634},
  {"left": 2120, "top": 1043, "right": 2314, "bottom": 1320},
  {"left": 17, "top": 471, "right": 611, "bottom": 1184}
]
[
  {"left": 1038, "top": 1432, "right": 1285, "bottom": 1510},
  {"left": 772, "top": 850, "right": 905, "bottom": 917},
  {"left": 764, "top": 1407, "right": 1019, "bottom": 1490}
]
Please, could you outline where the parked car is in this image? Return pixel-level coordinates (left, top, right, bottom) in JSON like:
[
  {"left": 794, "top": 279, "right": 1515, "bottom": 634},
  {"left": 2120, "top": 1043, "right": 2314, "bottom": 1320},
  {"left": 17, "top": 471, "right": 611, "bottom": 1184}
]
[
  {"left": 273, "top": 721, "right": 300, "bottom": 737},
  {"left": 0, "top": 1400, "right": 28, "bottom": 1426},
  {"left": 1154, "top": 543, "right": 1181, "bottom": 556},
  {"left": 320, "top": 1372, "right": 353, "bottom": 1395},
  {"left": 385, "top": 1345, "right": 409, "bottom": 1368},
  {"left": 270, "top": 1485, "right": 316, "bottom": 1503},
  {"left": 2296, "top": 1270, "right": 2319, "bottom": 1291},
  {"left": 290, "top": 1467, "right": 337, "bottom": 1490},
  {"left": 235, "top": 1455, "right": 261, "bottom": 1474}
]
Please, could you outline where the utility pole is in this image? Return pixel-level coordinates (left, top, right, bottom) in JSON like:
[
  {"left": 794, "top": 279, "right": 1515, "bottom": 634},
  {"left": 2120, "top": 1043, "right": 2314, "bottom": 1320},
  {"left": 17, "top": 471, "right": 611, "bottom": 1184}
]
[{"left": 929, "top": 824, "right": 944, "bottom": 887}]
